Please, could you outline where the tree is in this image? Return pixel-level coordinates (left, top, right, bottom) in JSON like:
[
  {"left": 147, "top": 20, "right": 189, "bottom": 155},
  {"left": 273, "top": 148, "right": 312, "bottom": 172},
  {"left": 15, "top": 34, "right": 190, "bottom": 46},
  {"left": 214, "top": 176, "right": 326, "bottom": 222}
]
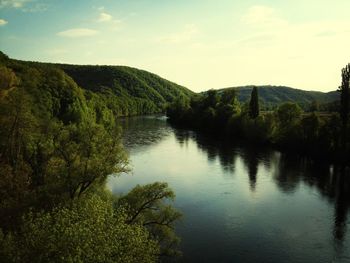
[
  {"left": 203, "top": 89, "right": 219, "bottom": 109},
  {"left": 116, "top": 182, "right": 182, "bottom": 257},
  {"left": 309, "top": 100, "right": 319, "bottom": 112},
  {"left": 221, "top": 89, "right": 236, "bottom": 105},
  {"left": 275, "top": 102, "right": 302, "bottom": 127},
  {"left": 47, "top": 120, "right": 129, "bottom": 200},
  {"left": 249, "top": 86, "right": 259, "bottom": 119},
  {"left": 338, "top": 64, "right": 350, "bottom": 148},
  {"left": 0, "top": 194, "right": 159, "bottom": 263},
  {"left": 0, "top": 66, "right": 19, "bottom": 98},
  {"left": 274, "top": 102, "right": 303, "bottom": 147}
]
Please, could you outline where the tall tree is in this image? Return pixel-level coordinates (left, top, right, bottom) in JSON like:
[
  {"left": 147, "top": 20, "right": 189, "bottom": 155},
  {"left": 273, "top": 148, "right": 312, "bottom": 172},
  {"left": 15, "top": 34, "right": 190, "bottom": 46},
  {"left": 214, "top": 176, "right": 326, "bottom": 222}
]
[
  {"left": 338, "top": 64, "right": 350, "bottom": 144},
  {"left": 249, "top": 86, "right": 259, "bottom": 119}
]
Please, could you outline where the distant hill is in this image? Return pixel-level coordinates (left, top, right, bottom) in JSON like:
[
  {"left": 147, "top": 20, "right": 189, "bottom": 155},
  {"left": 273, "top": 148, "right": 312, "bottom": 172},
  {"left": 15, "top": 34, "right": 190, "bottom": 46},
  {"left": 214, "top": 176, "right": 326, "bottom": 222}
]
[{"left": 219, "top": 85, "right": 339, "bottom": 109}]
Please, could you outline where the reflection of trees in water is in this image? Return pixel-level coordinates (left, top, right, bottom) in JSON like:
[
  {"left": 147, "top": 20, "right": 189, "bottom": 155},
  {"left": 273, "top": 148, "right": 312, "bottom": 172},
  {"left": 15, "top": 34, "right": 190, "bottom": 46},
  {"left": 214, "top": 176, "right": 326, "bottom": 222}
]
[
  {"left": 241, "top": 148, "right": 259, "bottom": 192},
  {"left": 330, "top": 167, "right": 350, "bottom": 247},
  {"left": 239, "top": 147, "right": 275, "bottom": 192},
  {"left": 127, "top": 118, "right": 350, "bottom": 249},
  {"left": 274, "top": 155, "right": 350, "bottom": 247},
  {"left": 173, "top": 126, "right": 350, "bottom": 247},
  {"left": 273, "top": 154, "right": 304, "bottom": 193},
  {"left": 172, "top": 128, "right": 192, "bottom": 148},
  {"left": 118, "top": 116, "right": 171, "bottom": 149},
  {"left": 174, "top": 130, "right": 239, "bottom": 173}
]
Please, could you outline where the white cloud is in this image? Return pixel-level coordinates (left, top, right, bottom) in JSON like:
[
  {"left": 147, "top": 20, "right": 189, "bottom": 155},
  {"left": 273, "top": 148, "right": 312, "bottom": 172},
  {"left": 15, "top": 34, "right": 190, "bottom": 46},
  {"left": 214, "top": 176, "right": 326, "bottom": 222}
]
[
  {"left": 0, "top": 18, "right": 8, "bottom": 26},
  {"left": 57, "top": 28, "right": 98, "bottom": 38},
  {"left": 0, "top": 0, "right": 47, "bottom": 12},
  {"left": 96, "top": 11, "right": 122, "bottom": 30},
  {"left": 241, "top": 5, "right": 287, "bottom": 29},
  {"left": 157, "top": 24, "right": 199, "bottom": 44},
  {"left": 98, "top": 12, "right": 112, "bottom": 22},
  {"left": 0, "top": 0, "right": 30, "bottom": 8}
]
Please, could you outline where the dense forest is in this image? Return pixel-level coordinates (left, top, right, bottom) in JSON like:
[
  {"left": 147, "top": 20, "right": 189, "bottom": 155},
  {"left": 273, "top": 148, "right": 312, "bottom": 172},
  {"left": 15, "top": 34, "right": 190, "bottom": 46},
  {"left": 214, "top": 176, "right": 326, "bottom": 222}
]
[
  {"left": 167, "top": 66, "right": 350, "bottom": 163},
  {"left": 0, "top": 52, "right": 183, "bottom": 262}
]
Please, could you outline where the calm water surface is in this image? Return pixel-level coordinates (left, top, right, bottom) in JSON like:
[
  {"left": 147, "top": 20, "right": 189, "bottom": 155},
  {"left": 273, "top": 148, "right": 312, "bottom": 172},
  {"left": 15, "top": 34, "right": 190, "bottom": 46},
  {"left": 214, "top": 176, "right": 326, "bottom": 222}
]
[{"left": 108, "top": 115, "right": 350, "bottom": 263}]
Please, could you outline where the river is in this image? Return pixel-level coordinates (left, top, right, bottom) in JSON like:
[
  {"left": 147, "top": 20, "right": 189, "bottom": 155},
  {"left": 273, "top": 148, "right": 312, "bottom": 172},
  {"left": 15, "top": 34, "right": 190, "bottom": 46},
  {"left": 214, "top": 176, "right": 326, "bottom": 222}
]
[{"left": 108, "top": 115, "right": 350, "bottom": 263}]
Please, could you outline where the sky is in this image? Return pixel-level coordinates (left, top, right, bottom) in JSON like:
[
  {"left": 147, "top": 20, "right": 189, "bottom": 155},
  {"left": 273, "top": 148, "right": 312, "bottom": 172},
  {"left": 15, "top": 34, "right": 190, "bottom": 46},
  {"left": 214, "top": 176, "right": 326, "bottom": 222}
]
[{"left": 0, "top": 0, "right": 350, "bottom": 92}]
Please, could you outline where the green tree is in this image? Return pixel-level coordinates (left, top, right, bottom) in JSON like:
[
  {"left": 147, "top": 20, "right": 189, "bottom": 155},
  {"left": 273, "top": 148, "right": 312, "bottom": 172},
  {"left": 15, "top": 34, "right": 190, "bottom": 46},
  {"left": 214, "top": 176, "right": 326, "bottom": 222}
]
[
  {"left": 275, "top": 102, "right": 302, "bottom": 127},
  {"left": 221, "top": 89, "right": 236, "bottom": 105},
  {"left": 274, "top": 102, "right": 303, "bottom": 147},
  {"left": 249, "top": 86, "right": 259, "bottom": 119},
  {"left": 47, "top": 120, "right": 129, "bottom": 200},
  {"left": 116, "top": 182, "right": 182, "bottom": 257},
  {"left": 0, "top": 66, "right": 19, "bottom": 98},
  {"left": 309, "top": 100, "right": 319, "bottom": 112},
  {"left": 0, "top": 194, "right": 159, "bottom": 263},
  {"left": 338, "top": 64, "right": 350, "bottom": 149},
  {"left": 300, "top": 113, "right": 321, "bottom": 146},
  {"left": 203, "top": 89, "right": 219, "bottom": 109}
]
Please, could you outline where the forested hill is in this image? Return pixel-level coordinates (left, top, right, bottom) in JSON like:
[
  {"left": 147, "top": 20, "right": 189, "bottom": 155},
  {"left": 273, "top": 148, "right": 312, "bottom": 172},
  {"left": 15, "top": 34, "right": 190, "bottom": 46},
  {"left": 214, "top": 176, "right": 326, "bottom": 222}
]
[
  {"left": 219, "top": 85, "right": 339, "bottom": 109},
  {"left": 57, "top": 64, "right": 193, "bottom": 115},
  {"left": 1, "top": 51, "right": 193, "bottom": 117}
]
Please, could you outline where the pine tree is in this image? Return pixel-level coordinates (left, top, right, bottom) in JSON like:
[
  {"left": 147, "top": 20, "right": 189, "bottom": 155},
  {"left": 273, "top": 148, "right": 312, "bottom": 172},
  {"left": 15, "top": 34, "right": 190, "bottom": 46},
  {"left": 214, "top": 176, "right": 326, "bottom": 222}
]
[{"left": 249, "top": 86, "right": 259, "bottom": 119}]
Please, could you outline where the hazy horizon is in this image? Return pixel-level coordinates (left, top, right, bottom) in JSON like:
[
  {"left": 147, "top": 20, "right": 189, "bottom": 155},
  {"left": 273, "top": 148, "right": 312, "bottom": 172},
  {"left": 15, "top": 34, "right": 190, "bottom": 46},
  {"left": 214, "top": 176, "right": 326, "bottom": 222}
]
[{"left": 1, "top": 0, "right": 350, "bottom": 92}]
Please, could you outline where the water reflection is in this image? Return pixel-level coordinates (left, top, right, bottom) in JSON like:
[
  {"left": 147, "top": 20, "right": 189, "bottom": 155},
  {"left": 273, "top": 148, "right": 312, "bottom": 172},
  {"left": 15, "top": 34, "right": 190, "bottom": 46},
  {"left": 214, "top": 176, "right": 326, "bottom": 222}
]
[
  {"left": 172, "top": 127, "right": 350, "bottom": 248},
  {"left": 116, "top": 116, "right": 350, "bottom": 262},
  {"left": 118, "top": 115, "right": 171, "bottom": 150},
  {"left": 242, "top": 149, "right": 259, "bottom": 192},
  {"left": 173, "top": 128, "right": 239, "bottom": 173},
  {"left": 332, "top": 167, "right": 350, "bottom": 245}
]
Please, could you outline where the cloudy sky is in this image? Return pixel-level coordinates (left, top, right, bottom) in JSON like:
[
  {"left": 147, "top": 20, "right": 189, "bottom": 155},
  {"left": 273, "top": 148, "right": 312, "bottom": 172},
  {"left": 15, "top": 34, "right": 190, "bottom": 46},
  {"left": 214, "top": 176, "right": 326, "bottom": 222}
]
[{"left": 0, "top": 0, "right": 350, "bottom": 92}]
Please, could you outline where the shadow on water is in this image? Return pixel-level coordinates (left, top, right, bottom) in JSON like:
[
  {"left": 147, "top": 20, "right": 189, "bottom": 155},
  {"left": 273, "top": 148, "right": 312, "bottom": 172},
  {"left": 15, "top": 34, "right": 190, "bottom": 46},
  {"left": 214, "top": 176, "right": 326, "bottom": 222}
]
[{"left": 172, "top": 125, "right": 350, "bottom": 250}]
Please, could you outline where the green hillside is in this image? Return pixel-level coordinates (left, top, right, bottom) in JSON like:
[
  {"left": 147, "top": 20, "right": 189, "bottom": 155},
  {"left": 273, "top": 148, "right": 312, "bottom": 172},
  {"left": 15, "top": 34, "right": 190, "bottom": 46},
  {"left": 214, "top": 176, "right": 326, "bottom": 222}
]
[
  {"left": 219, "top": 85, "right": 339, "bottom": 109},
  {"left": 57, "top": 64, "right": 193, "bottom": 116},
  {"left": 4, "top": 52, "right": 193, "bottom": 117}
]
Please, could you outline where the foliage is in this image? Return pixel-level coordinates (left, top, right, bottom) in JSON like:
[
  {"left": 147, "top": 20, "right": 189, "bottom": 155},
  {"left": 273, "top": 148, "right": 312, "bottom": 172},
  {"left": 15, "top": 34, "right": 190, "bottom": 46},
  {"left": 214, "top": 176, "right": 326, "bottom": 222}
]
[
  {"left": 338, "top": 64, "right": 350, "bottom": 154},
  {"left": 339, "top": 64, "right": 350, "bottom": 127},
  {"left": 249, "top": 86, "right": 259, "bottom": 119},
  {"left": 116, "top": 182, "right": 182, "bottom": 257},
  {"left": 0, "top": 194, "right": 159, "bottom": 263},
  {"left": 0, "top": 52, "right": 182, "bottom": 262},
  {"left": 275, "top": 102, "right": 302, "bottom": 127},
  {"left": 0, "top": 66, "right": 19, "bottom": 98},
  {"left": 57, "top": 63, "right": 193, "bottom": 116}
]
